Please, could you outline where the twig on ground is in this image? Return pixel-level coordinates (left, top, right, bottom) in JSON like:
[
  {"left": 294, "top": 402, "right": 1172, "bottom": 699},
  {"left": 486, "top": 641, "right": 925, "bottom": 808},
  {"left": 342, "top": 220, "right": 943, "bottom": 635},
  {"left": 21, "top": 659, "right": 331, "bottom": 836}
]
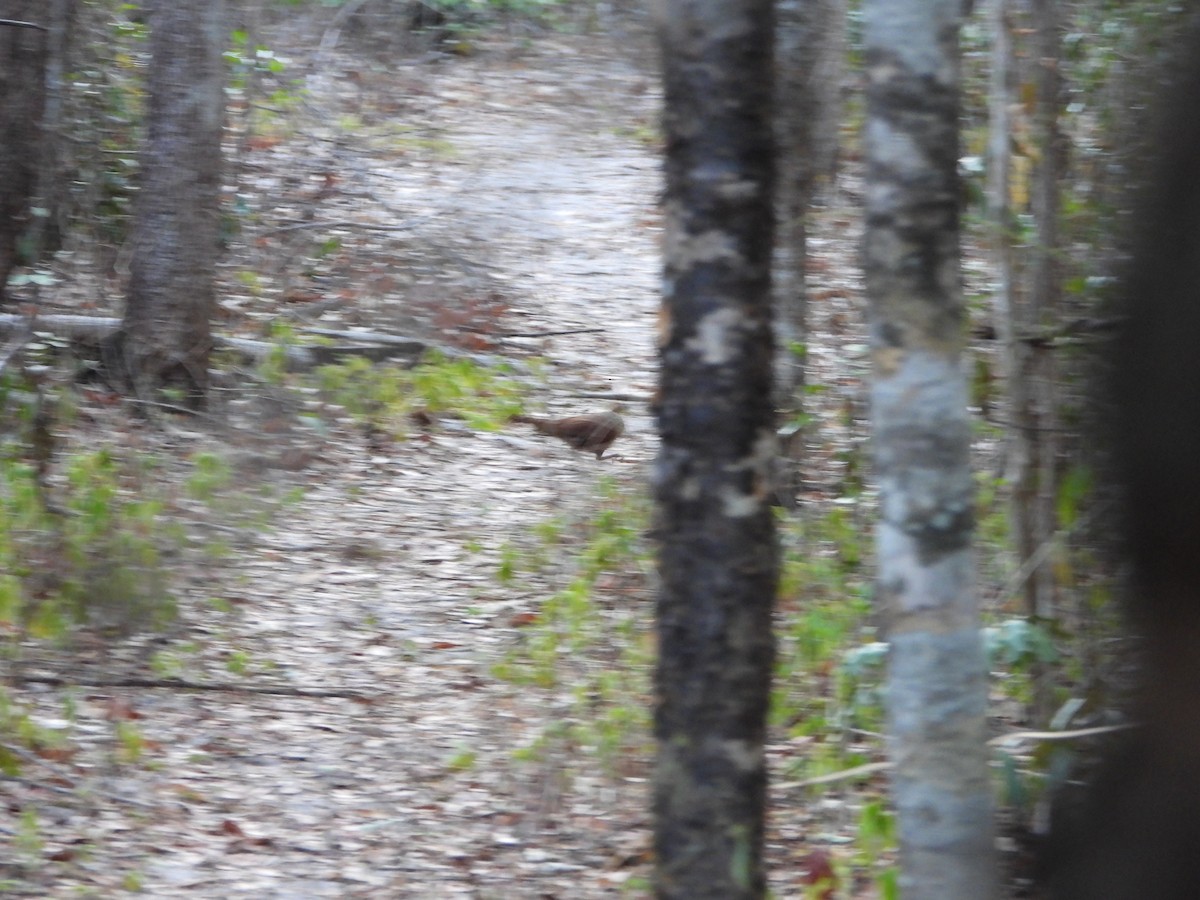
[{"left": 11, "top": 673, "right": 373, "bottom": 701}]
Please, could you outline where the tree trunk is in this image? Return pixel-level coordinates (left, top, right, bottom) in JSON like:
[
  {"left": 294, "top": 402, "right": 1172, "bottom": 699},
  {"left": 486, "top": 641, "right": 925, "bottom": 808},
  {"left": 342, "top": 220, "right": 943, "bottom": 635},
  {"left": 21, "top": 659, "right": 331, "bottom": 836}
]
[
  {"left": 27, "top": 0, "right": 78, "bottom": 261},
  {"left": 1047, "top": 18, "right": 1200, "bottom": 898},
  {"left": 653, "top": 0, "right": 777, "bottom": 895},
  {"left": 0, "top": 4, "right": 48, "bottom": 303},
  {"left": 1002, "top": 0, "right": 1062, "bottom": 719},
  {"left": 985, "top": 0, "right": 1014, "bottom": 394},
  {"left": 862, "top": 0, "right": 998, "bottom": 896},
  {"left": 773, "top": 0, "right": 845, "bottom": 508},
  {"left": 121, "top": 0, "right": 226, "bottom": 407},
  {"left": 1027, "top": 0, "right": 1061, "bottom": 625}
]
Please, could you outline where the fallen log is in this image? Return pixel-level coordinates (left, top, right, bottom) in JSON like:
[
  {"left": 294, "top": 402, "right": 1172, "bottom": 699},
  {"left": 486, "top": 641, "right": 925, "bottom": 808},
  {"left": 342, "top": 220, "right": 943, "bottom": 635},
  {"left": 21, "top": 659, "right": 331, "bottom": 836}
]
[{"left": 0, "top": 313, "right": 430, "bottom": 371}]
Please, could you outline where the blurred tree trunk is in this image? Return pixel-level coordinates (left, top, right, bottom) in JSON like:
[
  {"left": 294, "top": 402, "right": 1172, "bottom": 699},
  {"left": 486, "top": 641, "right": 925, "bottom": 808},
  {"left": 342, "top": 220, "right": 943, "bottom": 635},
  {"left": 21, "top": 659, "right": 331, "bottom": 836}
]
[
  {"left": 1048, "top": 17, "right": 1200, "bottom": 898},
  {"left": 862, "top": 0, "right": 998, "bottom": 896},
  {"left": 27, "top": 0, "right": 76, "bottom": 261},
  {"left": 1009, "top": 0, "right": 1061, "bottom": 613},
  {"left": 1026, "top": 0, "right": 1062, "bottom": 624},
  {"left": 120, "top": 0, "right": 226, "bottom": 407},
  {"left": 773, "top": 0, "right": 845, "bottom": 508},
  {"left": 1002, "top": 0, "right": 1062, "bottom": 718},
  {"left": 0, "top": 4, "right": 48, "bottom": 303},
  {"left": 986, "top": 0, "right": 1015, "bottom": 401},
  {"left": 654, "top": 0, "right": 777, "bottom": 894}
]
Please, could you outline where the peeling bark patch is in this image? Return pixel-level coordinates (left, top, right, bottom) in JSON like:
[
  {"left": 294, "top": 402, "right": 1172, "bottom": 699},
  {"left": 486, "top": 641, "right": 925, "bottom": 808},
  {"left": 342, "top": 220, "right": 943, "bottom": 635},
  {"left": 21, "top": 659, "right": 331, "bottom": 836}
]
[
  {"left": 718, "top": 736, "right": 765, "bottom": 773},
  {"left": 877, "top": 462, "right": 972, "bottom": 555},
  {"left": 718, "top": 428, "right": 777, "bottom": 518},
  {"left": 685, "top": 306, "right": 743, "bottom": 365},
  {"left": 877, "top": 521, "right": 976, "bottom": 626},
  {"left": 864, "top": 2, "right": 961, "bottom": 88},
  {"left": 874, "top": 344, "right": 905, "bottom": 376},
  {"left": 872, "top": 354, "right": 972, "bottom": 560},
  {"left": 668, "top": 226, "right": 742, "bottom": 272},
  {"left": 719, "top": 484, "right": 758, "bottom": 519},
  {"left": 862, "top": 41, "right": 964, "bottom": 356},
  {"left": 711, "top": 175, "right": 762, "bottom": 202}
]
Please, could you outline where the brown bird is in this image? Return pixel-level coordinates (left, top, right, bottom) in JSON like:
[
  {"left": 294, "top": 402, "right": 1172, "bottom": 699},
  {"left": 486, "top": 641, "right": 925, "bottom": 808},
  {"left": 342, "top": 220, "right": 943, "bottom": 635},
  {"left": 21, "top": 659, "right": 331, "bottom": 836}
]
[{"left": 511, "top": 410, "right": 625, "bottom": 459}]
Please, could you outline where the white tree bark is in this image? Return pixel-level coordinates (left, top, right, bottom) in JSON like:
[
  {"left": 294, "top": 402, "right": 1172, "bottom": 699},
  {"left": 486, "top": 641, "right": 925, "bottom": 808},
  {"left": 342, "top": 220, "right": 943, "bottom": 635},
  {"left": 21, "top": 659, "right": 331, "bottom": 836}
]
[{"left": 863, "top": 0, "right": 998, "bottom": 894}]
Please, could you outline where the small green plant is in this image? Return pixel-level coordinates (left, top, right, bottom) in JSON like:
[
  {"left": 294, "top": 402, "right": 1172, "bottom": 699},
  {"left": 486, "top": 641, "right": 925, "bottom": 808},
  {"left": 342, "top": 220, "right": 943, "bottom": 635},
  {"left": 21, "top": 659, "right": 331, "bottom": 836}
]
[
  {"left": 620, "top": 875, "right": 653, "bottom": 894},
  {"left": 446, "top": 744, "right": 478, "bottom": 772},
  {"left": 857, "top": 798, "right": 895, "bottom": 858},
  {"left": 836, "top": 640, "right": 888, "bottom": 729},
  {"left": 496, "top": 541, "right": 519, "bottom": 584},
  {"left": 856, "top": 800, "right": 898, "bottom": 898},
  {"left": 493, "top": 478, "right": 654, "bottom": 773},
  {"left": 772, "top": 500, "right": 878, "bottom": 777},
  {"left": 14, "top": 807, "right": 43, "bottom": 863},
  {"left": 60, "top": 449, "right": 173, "bottom": 634},
  {"left": 986, "top": 618, "right": 1058, "bottom": 670},
  {"left": 235, "top": 269, "right": 264, "bottom": 295},
  {"left": 315, "top": 351, "right": 525, "bottom": 436},
  {"left": 407, "top": 352, "right": 525, "bottom": 426},
  {"left": 0, "top": 441, "right": 178, "bottom": 640},
  {"left": 224, "top": 26, "right": 303, "bottom": 147},
  {"left": 985, "top": 617, "right": 1060, "bottom": 709},
  {"left": 207, "top": 596, "right": 235, "bottom": 614},
  {"left": 187, "top": 451, "right": 233, "bottom": 502},
  {"left": 115, "top": 721, "right": 145, "bottom": 764},
  {"left": 0, "top": 688, "right": 70, "bottom": 775},
  {"left": 774, "top": 546, "right": 872, "bottom": 724},
  {"left": 225, "top": 29, "right": 287, "bottom": 85},
  {"left": 121, "top": 870, "right": 146, "bottom": 891},
  {"left": 260, "top": 321, "right": 298, "bottom": 385},
  {"left": 150, "top": 643, "right": 205, "bottom": 680}
]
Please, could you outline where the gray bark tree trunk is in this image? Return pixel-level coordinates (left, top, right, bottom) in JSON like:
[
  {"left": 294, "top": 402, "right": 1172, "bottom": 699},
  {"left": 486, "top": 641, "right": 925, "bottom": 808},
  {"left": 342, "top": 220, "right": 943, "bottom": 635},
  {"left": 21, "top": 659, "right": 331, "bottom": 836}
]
[
  {"left": 0, "top": 4, "right": 48, "bottom": 303},
  {"left": 862, "top": 0, "right": 998, "bottom": 895},
  {"left": 120, "top": 0, "right": 226, "bottom": 407},
  {"left": 773, "top": 0, "right": 845, "bottom": 507},
  {"left": 653, "top": 0, "right": 777, "bottom": 895},
  {"left": 27, "top": 0, "right": 77, "bottom": 260}
]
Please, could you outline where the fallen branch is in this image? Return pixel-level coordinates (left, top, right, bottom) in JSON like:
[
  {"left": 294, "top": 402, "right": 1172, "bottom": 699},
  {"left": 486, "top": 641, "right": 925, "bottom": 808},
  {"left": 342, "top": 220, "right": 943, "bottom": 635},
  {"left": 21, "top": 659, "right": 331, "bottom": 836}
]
[
  {"left": 261, "top": 219, "right": 416, "bottom": 236},
  {"left": 986, "top": 722, "right": 1132, "bottom": 748},
  {"left": 11, "top": 673, "right": 373, "bottom": 701},
  {"left": 775, "top": 723, "right": 1133, "bottom": 791},
  {"left": 0, "top": 18, "right": 49, "bottom": 30},
  {"left": 0, "top": 313, "right": 429, "bottom": 371},
  {"left": 775, "top": 761, "right": 890, "bottom": 791},
  {"left": 298, "top": 327, "right": 429, "bottom": 351},
  {"left": 493, "top": 328, "right": 606, "bottom": 338},
  {"left": 973, "top": 316, "right": 1124, "bottom": 347}
]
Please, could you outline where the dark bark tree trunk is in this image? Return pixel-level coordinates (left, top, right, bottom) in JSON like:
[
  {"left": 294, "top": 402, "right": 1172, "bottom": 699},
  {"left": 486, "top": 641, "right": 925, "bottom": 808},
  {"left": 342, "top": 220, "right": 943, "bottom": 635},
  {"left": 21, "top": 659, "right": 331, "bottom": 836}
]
[
  {"left": 1011, "top": 0, "right": 1061, "bottom": 617},
  {"left": 120, "top": 0, "right": 226, "bottom": 407},
  {"left": 0, "top": 4, "right": 48, "bottom": 303},
  {"left": 653, "top": 0, "right": 777, "bottom": 895},
  {"left": 985, "top": 0, "right": 1014, "bottom": 400},
  {"left": 1026, "top": 0, "right": 1062, "bottom": 626},
  {"left": 1047, "top": 17, "right": 1200, "bottom": 899},
  {"left": 1002, "top": 0, "right": 1062, "bottom": 719},
  {"left": 862, "top": 0, "right": 998, "bottom": 895},
  {"left": 773, "top": 0, "right": 845, "bottom": 508}
]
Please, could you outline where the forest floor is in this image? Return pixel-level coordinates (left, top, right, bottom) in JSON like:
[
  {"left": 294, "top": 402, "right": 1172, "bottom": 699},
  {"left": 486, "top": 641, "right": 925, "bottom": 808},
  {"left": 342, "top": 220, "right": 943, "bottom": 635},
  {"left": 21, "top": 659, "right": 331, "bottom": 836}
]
[{"left": 0, "top": 10, "right": 1000, "bottom": 898}]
